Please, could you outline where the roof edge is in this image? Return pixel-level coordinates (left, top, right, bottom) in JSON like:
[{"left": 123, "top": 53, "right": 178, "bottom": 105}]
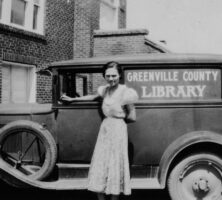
[
  {"left": 94, "top": 28, "right": 149, "bottom": 37},
  {"left": 50, "top": 53, "right": 222, "bottom": 67},
  {"left": 145, "top": 38, "right": 171, "bottom": 53}
]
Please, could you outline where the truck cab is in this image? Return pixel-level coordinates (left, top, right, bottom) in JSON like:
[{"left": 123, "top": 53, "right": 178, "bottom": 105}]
[{"left": 0, "top": 53, "right": 222, "bottom": 200}]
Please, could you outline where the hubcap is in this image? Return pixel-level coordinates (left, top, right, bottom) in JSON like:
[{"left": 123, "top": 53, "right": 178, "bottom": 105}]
[
  {"left": 192, "top": 177, "right": 210, "bottom": 194},
  {"left": 0, "top": 130, "right": 46, "bottom": 177},
  {"left": 178, "top": 161, "right": 222, "bottom": 200}
]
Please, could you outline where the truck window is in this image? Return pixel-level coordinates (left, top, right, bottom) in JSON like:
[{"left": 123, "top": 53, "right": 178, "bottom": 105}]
[{"left": 58, "top": 70, "right": 106, "bottom": 102}]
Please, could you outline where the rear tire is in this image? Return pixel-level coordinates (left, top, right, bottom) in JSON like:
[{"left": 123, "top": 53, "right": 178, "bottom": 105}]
[{"left": 168, "top": 153, "right": 222, "bottom": 200}]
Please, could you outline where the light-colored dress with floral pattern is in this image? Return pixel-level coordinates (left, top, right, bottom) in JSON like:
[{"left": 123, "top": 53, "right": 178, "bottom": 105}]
[{"left": 87, "top": 84, "right": 138, "bottom": 195}]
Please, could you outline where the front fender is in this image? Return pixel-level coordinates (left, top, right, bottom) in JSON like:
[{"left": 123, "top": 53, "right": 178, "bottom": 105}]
[{"left": 158, "top": 131, "right": 222, "bottom": 188}]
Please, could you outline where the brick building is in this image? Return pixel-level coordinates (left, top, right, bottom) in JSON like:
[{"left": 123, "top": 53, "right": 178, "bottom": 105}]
[{"left": 0, "top": 0, "right": 167, "bottom": 104}]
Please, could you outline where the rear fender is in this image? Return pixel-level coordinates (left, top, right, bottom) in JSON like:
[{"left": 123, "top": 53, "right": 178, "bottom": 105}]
[{"left": 158, "top": 131, "right": 222, "bottom": 188}]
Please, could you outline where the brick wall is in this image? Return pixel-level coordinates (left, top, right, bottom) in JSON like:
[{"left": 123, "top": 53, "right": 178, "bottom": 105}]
[
  {"left": 73, "top": 0, "right": 100, "bottom": 58},
  {"left": 0, "top": 0, "right": 75, "bottom": 103},
  {"left": 44, "top": 0, "right": 75, "bottom": 62},
  {"left": 93, "top": 29, "right": 162, "bottom": 57}
]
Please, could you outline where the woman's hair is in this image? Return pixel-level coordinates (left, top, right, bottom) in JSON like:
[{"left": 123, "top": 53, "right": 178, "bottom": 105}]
[{"left": 102, "top": 61, "right": 122, "bottom": 78}]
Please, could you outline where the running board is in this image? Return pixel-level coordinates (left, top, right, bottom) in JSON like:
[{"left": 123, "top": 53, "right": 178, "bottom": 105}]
[
  {"left": 131, "top": 178, "right": 160, "bottom": 189},
  {"left": 0, "top": 160, "right": 161, "bottom": 190},
  {"left": 42, "top": 178, "right": 161, "bottom": 190},
  {"left": 57, "top": 163, "right": 159, "bottom": 179}
]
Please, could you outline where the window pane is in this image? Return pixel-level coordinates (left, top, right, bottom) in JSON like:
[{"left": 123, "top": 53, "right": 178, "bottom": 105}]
[
  {"left": 0, "top": 0, "right": 3, "bottom": 19},
  {"left": 76, "top": 74, "right": 87, "bottom": 96},
  {"left": 33, "top": 5, "right": 38, "bottom": 30},
  {"left": 11, "top": 0, "right": 26, "bottom": 26},
  {"left": 1, "top": 64, "right": 35, "bottom": 103},
  {"left": 58, "top": 71, "right": 106, "bottom": 103},
  {"left": 11, "top": 66, "right": 28, "bottom": 103}
]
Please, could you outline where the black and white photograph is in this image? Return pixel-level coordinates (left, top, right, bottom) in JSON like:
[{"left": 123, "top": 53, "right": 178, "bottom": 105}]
[{"left": 0, "top": 0, "right": 222, "bottom": 200}]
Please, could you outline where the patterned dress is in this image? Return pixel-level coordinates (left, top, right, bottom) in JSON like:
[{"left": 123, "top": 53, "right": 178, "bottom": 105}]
[{"left": 87, "top": 84, "right": 138, "bottom": 195}]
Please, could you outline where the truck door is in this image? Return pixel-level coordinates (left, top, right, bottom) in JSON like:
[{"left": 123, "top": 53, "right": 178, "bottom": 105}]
[{"left": 55, "top": 69, "right": 106, "bottom": 163}]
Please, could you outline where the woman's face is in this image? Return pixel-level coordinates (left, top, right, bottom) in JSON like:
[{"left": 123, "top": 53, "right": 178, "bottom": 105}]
[{"left": 105, "top": 67, "right": 120, "bottom": 87}]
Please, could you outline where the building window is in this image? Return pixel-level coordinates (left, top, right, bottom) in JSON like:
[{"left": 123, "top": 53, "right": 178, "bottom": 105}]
[
  {"left": 100, "top": 0, "right": 119, "bottom": 30},
  {"left": 0, "top": 0, "right": 45, "bottom": 34},
  {"left": 2, "top": 62, "right": 36, "bottom": 103},
  {"left": 11, "top": 0, "right": 26, "bottom": 26},
  {"left": 33, "top": 4, "right": 38, "bottom": 29}
]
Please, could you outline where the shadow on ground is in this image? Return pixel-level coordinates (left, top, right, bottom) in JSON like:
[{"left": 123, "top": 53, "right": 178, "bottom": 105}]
[{"left": 0, "top": 180, "right": 171, "bottom": 200}]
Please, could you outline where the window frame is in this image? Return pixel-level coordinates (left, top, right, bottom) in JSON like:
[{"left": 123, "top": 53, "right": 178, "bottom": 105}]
[
  {"left": 0, "top": 0, "right": 45, "bottom": 35},
  {"left": 54, "top": 68, "right": 105, "bottom": 107}
]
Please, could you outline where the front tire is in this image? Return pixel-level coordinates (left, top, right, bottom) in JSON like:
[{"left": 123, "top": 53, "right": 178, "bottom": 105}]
[
  {"left": 0, "top": 120, "right": 57, "bottom": 180},
  {"left": 168, "top": 153, "right": 222, "bottom": 200}
]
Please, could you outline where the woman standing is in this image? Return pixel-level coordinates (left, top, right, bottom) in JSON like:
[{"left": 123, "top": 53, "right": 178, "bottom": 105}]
[{"left": 61, "top": 61, "right": 138, "bottom": 200}]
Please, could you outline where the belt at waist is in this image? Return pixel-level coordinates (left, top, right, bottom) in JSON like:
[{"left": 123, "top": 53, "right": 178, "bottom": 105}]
[{"left": 105, "top": 116, "right": 125, "bottom": 119}]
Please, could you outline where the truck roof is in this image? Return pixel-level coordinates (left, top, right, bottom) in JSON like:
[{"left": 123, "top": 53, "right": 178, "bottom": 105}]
[{"left": 50, "top": 53, "right": 222, "bottom": 68}]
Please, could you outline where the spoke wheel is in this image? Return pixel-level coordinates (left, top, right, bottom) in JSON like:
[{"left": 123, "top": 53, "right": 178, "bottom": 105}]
[
  {"left": 0, "top": 120, "right": 57, "bottom": 180},
  {"left": 168, "top": 153, "right": 222, "bottom": 200}
]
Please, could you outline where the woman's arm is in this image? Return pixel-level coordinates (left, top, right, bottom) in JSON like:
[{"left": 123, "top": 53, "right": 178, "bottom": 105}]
[
  {"left": 60, "top": 94, "right": 100, "bottom": 102},
  {"left": 125, "top": 104, "right": 136, "bottom": 122}
]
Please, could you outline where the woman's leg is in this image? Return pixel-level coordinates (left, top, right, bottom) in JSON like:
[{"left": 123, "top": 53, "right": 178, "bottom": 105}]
[
  {"left": 97, "top": 193, "right": 106, "bottom": 200},
  {"left": 111, "top": 195, "right": 119, "bottom": 200}
]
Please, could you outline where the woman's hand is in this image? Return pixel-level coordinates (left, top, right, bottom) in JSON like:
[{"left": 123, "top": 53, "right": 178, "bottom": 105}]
[
  {"left": 60, "top": 94, "right": 76, "bottom": 103},
  {"left": 124, "top": 104, "right": 136, "bottom": 123},
  {"left": 60, "top": 93, "right": 100, "bottom": 102}
]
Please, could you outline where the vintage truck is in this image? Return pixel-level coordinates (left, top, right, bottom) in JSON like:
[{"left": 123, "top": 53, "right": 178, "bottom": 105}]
[{"left": 0, "top": 53, "right": 222, "bottom": 200}]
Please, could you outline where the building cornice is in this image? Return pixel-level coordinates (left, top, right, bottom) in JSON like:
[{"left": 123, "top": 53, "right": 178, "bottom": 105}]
[{"left": 94, "top": 29, "right": 149, "bottom": 37}]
